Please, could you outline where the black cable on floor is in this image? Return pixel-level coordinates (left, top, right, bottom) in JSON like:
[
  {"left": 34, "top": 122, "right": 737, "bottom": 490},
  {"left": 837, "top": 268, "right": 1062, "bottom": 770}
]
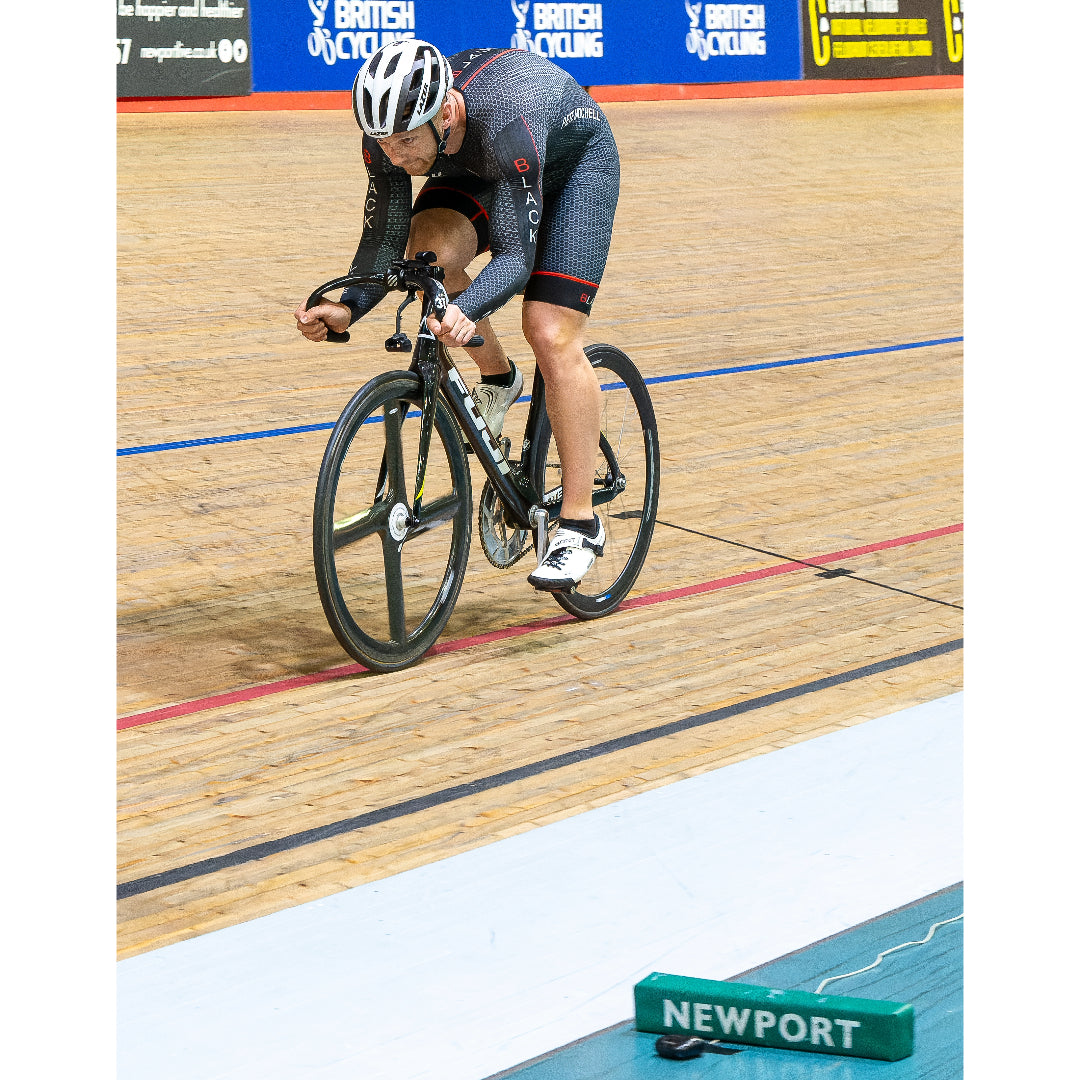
[{"left": 654, "top": 519, "right": 964, "bottom": 611}]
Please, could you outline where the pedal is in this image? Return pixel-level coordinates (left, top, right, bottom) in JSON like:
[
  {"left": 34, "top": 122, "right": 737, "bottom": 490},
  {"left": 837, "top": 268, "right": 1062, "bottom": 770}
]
[
  {"left": 478, "top": 479, "right": 530, "bottom": 568},
  {"left": 530, "top": 507, "right": 549, "bottom": 567}
]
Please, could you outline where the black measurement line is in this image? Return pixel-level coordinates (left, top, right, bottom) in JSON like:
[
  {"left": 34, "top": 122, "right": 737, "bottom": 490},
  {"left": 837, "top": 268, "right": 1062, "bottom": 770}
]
[
  {"left": 118, "top": 638, "right": 962, "bottom": 900},
  {"left": 655, "top": 520, "right": 963, "bottom": 611}
]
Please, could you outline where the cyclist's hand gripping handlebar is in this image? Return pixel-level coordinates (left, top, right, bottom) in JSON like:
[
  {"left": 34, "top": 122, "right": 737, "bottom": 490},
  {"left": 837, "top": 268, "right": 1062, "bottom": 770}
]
[
  {"left": 303, "top": 275, "right": 363, "bottom": 344},
  {"left": 394, "top": 251, "right": 484, "bottom": 348},
  {"left": 413, "top": 277, "right": 485, "bottom": 351}
]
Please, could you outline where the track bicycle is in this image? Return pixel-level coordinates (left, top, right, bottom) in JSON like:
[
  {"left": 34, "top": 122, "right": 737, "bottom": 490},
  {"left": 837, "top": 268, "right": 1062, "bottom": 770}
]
[{"left": 307, "top": 252, "right": 660, "bottom": 673}]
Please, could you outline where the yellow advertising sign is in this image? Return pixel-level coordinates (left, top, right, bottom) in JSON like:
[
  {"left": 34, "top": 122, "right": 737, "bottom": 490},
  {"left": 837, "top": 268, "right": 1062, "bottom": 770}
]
[
  {"left": 803, "top": 0, "right": 962, "bottom": 77},
  {"left": 807, "top": 0, "right": 830, "bottom": 66},
  {"left": 943, "top": 0, "right": 963, "bottom": 62}
]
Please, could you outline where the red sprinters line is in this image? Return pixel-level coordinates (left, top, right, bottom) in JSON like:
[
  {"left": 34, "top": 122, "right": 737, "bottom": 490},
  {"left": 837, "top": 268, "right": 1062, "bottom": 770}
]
[{"left": 117, "top": 523, "right": 962, "bottom": 732}]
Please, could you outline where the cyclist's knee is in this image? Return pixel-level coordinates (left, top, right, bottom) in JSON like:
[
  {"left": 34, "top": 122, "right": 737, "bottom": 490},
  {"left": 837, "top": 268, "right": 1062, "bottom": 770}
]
[
  {"left": 522, "top": 301, "right": 587, "bottom": 367},
  {"left": 407, "top": 209, "right": 476, "bottom": 273}
]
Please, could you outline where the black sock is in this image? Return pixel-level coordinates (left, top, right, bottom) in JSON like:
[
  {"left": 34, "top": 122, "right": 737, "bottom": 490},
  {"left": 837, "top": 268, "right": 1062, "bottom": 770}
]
[
  {"left": 559, "top": 514, "right": 599, "bottom": 538},
  {"left": 480, "top": 358, "right": 517, "bottom": 387}
]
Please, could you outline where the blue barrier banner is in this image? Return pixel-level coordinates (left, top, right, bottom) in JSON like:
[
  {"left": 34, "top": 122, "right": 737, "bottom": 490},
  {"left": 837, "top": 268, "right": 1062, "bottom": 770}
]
[
  {"left": 249, "top": 1, "right": 805, "bottom": 92},
  {"left": 492, "top": 1, "right": 804, "bottom": 84},
  {"left": 249, "top": 1, "right": 453, "bottom": 93}
]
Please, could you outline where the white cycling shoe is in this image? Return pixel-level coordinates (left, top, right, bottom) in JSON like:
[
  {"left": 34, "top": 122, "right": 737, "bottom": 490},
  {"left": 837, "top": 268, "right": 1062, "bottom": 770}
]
[
  {"left": 528, "top": 518, "right": 606, "bottom": 592},
  {"left": 472, "top": 361, "right": 523, "bottom": 440}
]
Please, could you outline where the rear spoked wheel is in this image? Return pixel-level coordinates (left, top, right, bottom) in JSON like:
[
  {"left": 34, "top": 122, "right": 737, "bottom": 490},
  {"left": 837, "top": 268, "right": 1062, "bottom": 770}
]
[
  {"left": 313, "top": 371, "right": 472, "bottom": 672},
  {"left": 530, "top": 344, "right": 660, "bottom": 619}
]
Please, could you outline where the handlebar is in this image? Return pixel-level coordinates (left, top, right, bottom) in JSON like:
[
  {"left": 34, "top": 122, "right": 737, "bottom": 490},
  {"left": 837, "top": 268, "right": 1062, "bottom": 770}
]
[{"left": 304, "top": 253, "right": 484, "bottom": 348}]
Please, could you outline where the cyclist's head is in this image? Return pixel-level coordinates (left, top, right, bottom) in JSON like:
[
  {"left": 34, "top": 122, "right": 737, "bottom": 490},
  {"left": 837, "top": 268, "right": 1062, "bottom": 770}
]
[{"left": 353, "top": 40, "right": 453, "bottom": 141}]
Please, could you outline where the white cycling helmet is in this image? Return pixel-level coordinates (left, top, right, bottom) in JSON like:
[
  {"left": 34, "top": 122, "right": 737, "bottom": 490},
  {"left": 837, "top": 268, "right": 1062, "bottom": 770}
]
[{"left": 353, "top": 40, "right": 453, "bottom": 146}]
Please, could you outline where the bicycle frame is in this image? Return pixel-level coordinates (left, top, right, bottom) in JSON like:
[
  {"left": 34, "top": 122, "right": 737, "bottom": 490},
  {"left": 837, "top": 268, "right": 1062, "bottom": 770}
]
[
  {"left": 307, "top": 260, "right": 552, "bottom": 541},
  {"left": 309, "top": 258, "right": 659, "bottom": 668},
  {"left": 419, "top": 338, "right": 550, "bottom": 529}
]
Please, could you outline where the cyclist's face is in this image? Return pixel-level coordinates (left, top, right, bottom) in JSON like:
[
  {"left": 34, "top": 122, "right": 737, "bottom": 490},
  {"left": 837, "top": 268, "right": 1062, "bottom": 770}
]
[{"left": 378, "top": 127, "right": 437, "bottom": 174}]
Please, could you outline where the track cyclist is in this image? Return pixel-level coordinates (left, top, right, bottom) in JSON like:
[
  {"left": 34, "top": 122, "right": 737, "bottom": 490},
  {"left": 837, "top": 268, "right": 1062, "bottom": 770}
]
[{"left": 294, "top": 40, "right": 621, "bottom": 591}]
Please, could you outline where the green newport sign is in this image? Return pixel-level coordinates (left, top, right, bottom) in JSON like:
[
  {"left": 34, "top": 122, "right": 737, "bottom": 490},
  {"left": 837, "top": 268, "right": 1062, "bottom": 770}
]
[{"left": 634, "top": 973, "right": 914, "bottom": 1061}]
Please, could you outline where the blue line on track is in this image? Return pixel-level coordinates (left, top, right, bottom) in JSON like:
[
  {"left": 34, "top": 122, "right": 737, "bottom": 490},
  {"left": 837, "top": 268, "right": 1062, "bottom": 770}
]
[
  {"left": 116, "top": 335, "right": 962, "bottom": 457},
  {"left": 116, "top": 421, "right": 338, "bottom": 456},
  {"left": 639, "top": 335, "right": 963, "bottom": 387}
]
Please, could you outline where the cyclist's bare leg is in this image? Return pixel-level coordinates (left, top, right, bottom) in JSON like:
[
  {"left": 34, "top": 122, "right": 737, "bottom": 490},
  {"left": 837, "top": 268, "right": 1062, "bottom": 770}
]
[
  {"left": 408, "top": 208, "right": 509, "bottom": 378},
  {"left": 522, "top": 300, "right": 601, "bottom": 523}
]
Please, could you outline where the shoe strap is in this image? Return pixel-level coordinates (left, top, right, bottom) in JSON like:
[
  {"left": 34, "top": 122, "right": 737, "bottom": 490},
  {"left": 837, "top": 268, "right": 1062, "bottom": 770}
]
[{"left": 548, "top": 528, "right": 603, "bottom": 555}]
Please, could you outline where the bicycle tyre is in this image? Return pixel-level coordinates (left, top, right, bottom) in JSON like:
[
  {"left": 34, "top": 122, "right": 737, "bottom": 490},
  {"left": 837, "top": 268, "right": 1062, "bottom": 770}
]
[
  {"left": 529, "top": 344, "right": 660, "bottom": 619},
  {"left": 313, "top": 371, "right": 472, "bottom": 672}
]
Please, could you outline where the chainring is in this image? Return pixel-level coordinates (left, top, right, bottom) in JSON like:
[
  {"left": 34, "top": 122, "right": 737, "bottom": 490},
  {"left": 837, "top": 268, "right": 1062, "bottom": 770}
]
[{"left": 478, "top": 479, "right": 532, "bottom": 569}]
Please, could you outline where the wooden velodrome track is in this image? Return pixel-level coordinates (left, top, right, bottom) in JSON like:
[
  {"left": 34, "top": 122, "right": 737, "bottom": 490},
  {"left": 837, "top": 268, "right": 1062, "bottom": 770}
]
[{"left": 117, "top": 88, "right": 962, "bottom": 960}]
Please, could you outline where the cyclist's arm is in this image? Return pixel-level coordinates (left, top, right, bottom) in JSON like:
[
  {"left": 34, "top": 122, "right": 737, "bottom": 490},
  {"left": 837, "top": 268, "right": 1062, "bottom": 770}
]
[
  {"left": 339, "top": 138, "right": 413, "bottom": 324},
  {"left": 453, "top": 117, "right": 544, "bottom": 324}
]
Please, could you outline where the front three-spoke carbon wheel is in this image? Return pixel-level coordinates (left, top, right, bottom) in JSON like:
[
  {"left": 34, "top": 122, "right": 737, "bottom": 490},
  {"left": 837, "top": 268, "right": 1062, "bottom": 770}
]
[
  {"left": 530, "top": 344, "right": 660, "bottom": 619},
  {"left": 313, "top": 371, "right": 472, "bottom": 672}
]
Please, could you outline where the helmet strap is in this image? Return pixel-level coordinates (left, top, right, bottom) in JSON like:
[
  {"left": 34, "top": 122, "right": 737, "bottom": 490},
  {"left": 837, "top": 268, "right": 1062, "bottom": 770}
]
[{"left": 428, "top": 118, "right": 451, "bottom": 156}]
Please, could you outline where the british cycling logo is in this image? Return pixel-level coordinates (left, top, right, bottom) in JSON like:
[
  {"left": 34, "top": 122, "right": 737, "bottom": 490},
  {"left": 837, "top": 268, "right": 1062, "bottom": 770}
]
[
  {"left": 509, "top": 2, "right": 604, "bottom": 60},
  {"left": 510, "top": 0, "right": 532, "bottom": 48},
  {"left": 685, "top": 1, "right": 767, "bottom": 61},
  {"left": 307, "top": 0, "right": 417, "bottom": 67}
]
